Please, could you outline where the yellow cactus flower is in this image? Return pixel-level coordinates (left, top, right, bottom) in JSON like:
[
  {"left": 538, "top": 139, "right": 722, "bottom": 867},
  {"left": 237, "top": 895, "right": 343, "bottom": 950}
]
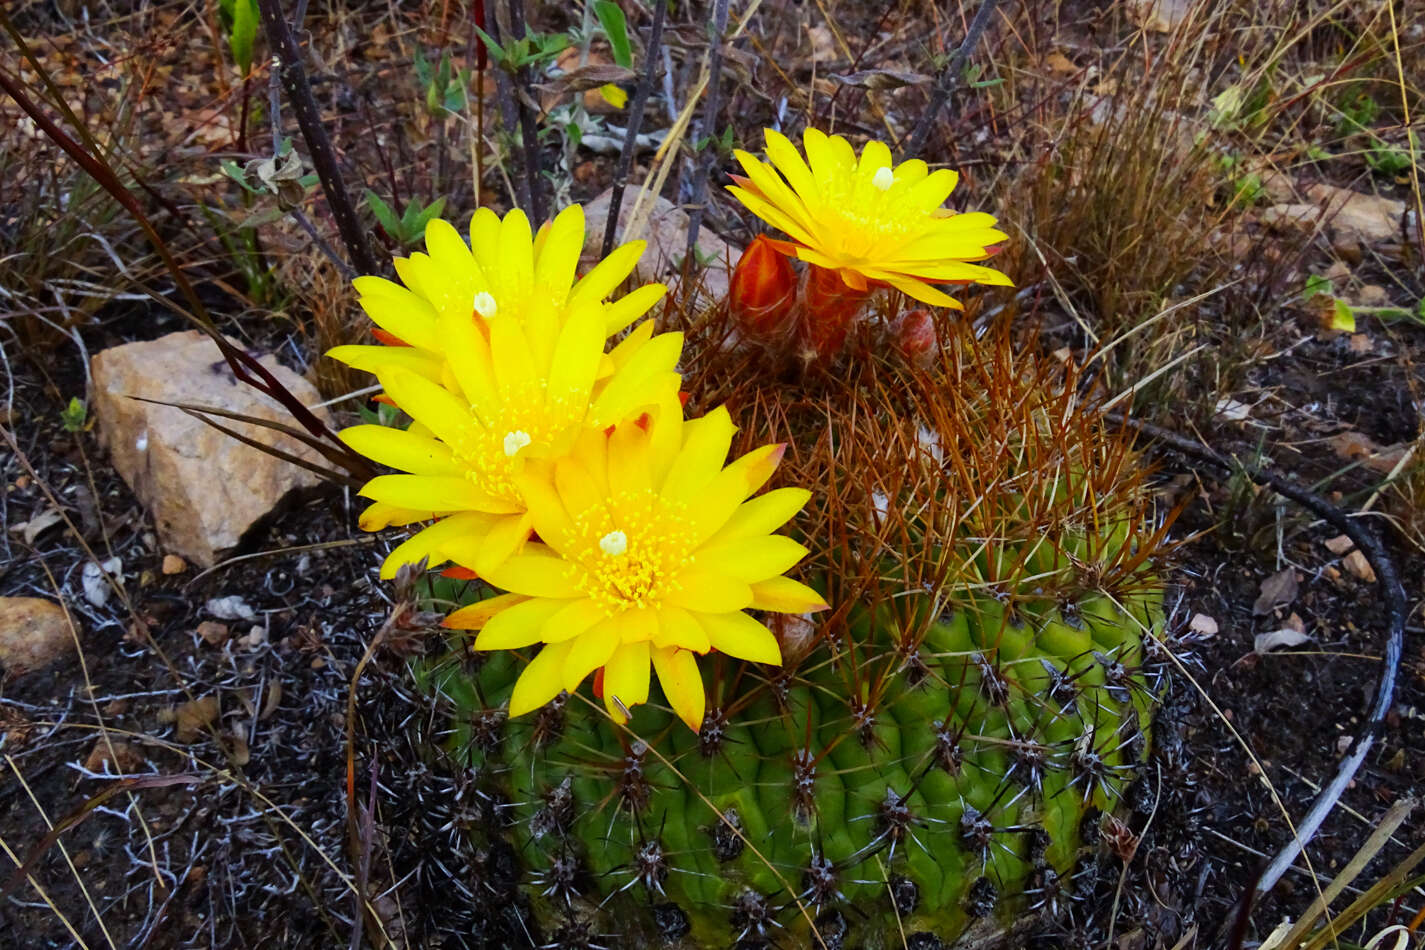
[
  {"left": 727, "top": 128, "right": 1013, "bottom": 308},
  {"left": 338, "top": 293, "right": 685, "bottom": 579},
  {"left": 443, "top": 408, "right": 828, "bottom": 731},
  {"left": 328, "top": 204, "right": 667, "bottom": 385}
]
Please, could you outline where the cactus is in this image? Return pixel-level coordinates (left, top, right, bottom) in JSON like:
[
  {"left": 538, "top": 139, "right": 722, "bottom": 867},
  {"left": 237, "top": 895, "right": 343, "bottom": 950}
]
[{"left": 413, "top": 316, "right": 1172, "bottom": 947}]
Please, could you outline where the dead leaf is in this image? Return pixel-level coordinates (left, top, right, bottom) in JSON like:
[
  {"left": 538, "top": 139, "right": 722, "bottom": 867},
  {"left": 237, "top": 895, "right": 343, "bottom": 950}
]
[
  {"left": 196, "top": 620, "right": 230, "bottom": 646},
  {"left": 83, "top": 740, "right": 143, "bottom": 775},
  {"left": 171, "top": 695, "right": 220, "bottom": 743},
  {"left": 1252, "top": 567, "right": 1299, "bottom": 615},
  {"left": 830, "top": 68, "right": 933, "bottom": 91},
  {"left": 1328, "top": 430, "right": 1408, "bottom": 475},
  {"left": 1214, "top": 398, "right": 1252, "bottom": 422},
  {"left": 1254, "top": 628, "right": 1311, "bottom": 653},
  {"left": 535, "top": 63, "right": 636, "bottom": 97},
  {"left": 9, "top": 507, "right": 64, "bottom": 545},
  {"left": 1342, "top": 550, "right": 1377, "bottom": 583}
]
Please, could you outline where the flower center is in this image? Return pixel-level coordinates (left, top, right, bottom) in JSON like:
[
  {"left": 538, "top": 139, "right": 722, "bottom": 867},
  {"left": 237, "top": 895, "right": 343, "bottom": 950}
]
[
  {"left": 574, "top": 493, "right": 693, "bottom": 615},
  {"left": 472, "top": 291, "right": 498, "bottom": 319},
  {"left": 503, "top": 430, "right": 532, "bottom": 457}
]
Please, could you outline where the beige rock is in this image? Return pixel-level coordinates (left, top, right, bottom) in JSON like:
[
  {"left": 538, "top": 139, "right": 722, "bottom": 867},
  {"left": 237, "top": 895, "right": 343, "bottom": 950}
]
[
  {"left": 583, "top": 185, "right": 741, "bottom": 307},
  {"left": 161, "top": 554, "right": 187, "bottom": 575},
  {"left": 1306, "top": 183, "right": 1406, "bottom": 250},
  {"left": 1343, "top": 549, "right": 1377, "bottom": 583},
  {"left": 1127, "top": 0, "right": 1193, "bottom": 32},
  {"left": 90, "top": 331, "right": 332, "bottom": 567},
  {"left": 0, "top": 597, "right": 75, "bottom": 675},
  {"left": 1260, "top": 203, "right": 1322, "bottom": 233}
]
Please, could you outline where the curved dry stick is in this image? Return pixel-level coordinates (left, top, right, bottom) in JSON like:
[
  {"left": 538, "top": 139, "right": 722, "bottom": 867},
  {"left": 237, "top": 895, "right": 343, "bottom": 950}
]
[
  {"left": 904, "top": 0, "right": 1003, "bottom": 159},
  {"left": 1110, "top": 414, "right": 1407, "bottom": 905}
]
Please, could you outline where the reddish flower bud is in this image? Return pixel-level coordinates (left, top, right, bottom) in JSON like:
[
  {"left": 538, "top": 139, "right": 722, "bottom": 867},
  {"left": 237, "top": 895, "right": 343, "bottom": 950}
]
[
  {"left": 729, "top": 234, "right": 798, "bottom": 338},
  {"left": 891, "top": 308, "right": 939, "bottom": 367},
  {"left": 802, "top": 264, "right": 871, "bottom": 359}
]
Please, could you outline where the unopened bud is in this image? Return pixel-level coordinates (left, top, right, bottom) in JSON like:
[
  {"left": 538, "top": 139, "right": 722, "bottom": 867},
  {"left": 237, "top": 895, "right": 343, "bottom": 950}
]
[
  {"left": 728, "top": 235, "right": 798, "bottom": 338},
  {"left": 892, "top": 308, "right": 939, "bottom": 367},
  {"left": 802, "top": 264, "right": 871, "bottom": 360}
]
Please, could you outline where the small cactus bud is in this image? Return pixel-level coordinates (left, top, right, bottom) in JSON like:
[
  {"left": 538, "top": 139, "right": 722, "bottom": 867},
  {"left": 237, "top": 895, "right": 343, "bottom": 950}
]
[
  {"left": 891, "top": 308, "right": 939, "bottom": 366},
  {"left": 728, "top": 234, "right": 798, "bottom": 338}
]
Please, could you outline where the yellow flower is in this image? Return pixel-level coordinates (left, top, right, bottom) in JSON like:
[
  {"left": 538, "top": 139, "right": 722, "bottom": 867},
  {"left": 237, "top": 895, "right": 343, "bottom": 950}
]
[
  {"left": 337, "top": 298, "right": 685, "bottom": 579},
  {"left": 328, "top": 204, "right": 666, "bottom": 386},
  {"left": 443, "top": 408, "right": 828, "bottom": 731},
  {"left": 727, "top": 128, "right": 1013, "bottom": 308}
]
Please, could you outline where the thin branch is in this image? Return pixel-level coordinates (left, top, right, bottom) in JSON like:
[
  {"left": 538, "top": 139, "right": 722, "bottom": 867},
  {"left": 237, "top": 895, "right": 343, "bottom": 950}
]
[
  {"left": 600, "top": 0, "right": 669, "bottom": 258},
  {"left": 684, "top": 0, "right": 732, "bottom": 259},
  {"left": 505, "top": 0, "right": 546, "bottom": 221},
  {"left": 904, "top": 0, "right": 1003, "bottom": 159},
  {"left": 254, "top": 0, "right": 379, "bottom": 276}
]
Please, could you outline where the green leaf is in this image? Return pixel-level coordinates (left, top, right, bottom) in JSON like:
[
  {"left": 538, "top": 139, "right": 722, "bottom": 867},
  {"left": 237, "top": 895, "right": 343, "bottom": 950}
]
[
  {"left": 59, "top": 397, "right": 87, "bottom": 433},
  {"left": 364, "top": 189, "right": 401, "bottom": 237},
  {"left": 1303, "top": 273, "right": 1333, "bottom": 301},
  {"left": 1329, "top": 297, "right": 1356, "bottom": 333},
  {"left": 593, "top": 1, "right": 633, "bottom": 69},
  {"left": 227, "top": 0, "right": 259, "bottom": 76}
]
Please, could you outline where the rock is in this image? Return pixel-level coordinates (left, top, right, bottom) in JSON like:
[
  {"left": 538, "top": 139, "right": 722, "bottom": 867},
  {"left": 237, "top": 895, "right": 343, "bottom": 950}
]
[
  {"left": 582, "top": 185, "right": 741, "bottom": 307},
  {"left": 90, "top": 331, "right": 332, "bottom": 567},
  {"left": 1260, "top": 203, "right": 1321, "bottom": 233},
  {"left": 1305, "top": 184, "right": 1406, "bottom": 253},
  {"left": 0, "top": 597, "right": 75, "bottom": 675},
  {"left": 1127, "top": 0, "right": 1192, "bottom": 32},
  {"left": 161, "top": 554, "right": 187, "bottom": 575},
  {"left": 1342, "top": 549, "right": 1377, "bottom": 583}
]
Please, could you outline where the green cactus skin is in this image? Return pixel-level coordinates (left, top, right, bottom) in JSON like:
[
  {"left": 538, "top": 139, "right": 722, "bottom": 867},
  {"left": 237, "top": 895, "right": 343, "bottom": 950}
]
[{"left": 415, "top": 575, "right": 1161, "bottom": 947}]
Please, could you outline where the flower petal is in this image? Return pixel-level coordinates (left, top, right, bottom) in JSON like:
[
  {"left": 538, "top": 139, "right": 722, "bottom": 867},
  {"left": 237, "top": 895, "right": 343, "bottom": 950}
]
[
  {"left": 696, "top": 535, "right": 810, "bottom": 583},
  {"left": 749, "top": 576, "right": 829, "bottom": 614},
  {"left": 697, "top": 610, "right": 782, "bottom": 665},
  {"left": 705, "top": 488, "right": 810, "bottom": 545},
  {"left": 509, "top": 640, "right": 575, "bottom": 717},
  {"left": 485, "top": 553, "right": 582, "bottom": 599},
  {"left": 667, "top": 569, "right": 752, "bottom": 613},
  {"left": 443, "top": 592, "right": 529, "bottom": 630},
  {"left": 603, "top": 640, "right": 651, "bottom": 722},
  {"left": 652, "top": 646, "right": 706, "bottom": 730},
  {"left": 476, "top": 596, "right": 573, "bottom": 650},
  {"left": 561, "top": 619, "right": 622, "bottom": 691},
  {"left": 339, "top": 425, "right": 459, "bottom": 476}
]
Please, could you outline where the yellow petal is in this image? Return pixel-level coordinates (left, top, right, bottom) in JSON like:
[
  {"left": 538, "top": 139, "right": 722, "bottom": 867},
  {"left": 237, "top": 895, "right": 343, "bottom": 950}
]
[
  {"left": 763, "top": 128, "right": 819, "bottom": 200},
  {"left": 325, "top": 345, "right": 445, "bottom": 383},
  {"left": 667, "top": 569, "right": 752, "bottom": 613},
  {"left": 485, "top": 553, "right": 581, "bottom": 599},
  {"left": 661, "top": 406, "right": 736, "bottom": 504},
  {"left": 589, "top": 331, "right": 685, "bottom": 426},
  {"left": 471, "top": 510, "right": 534, "bottom": 576},
  {"left": 375, "top": 367, "right": 479, "bottom": 450},
  {"left": 339, "top": 424, "right": 460, "bottom": 476},
  {"left": 696, "top": 535, "right": 809, "bottom": 583},
  {"left": 541, "top": 598, "right": 608, "bottom": 644},
  {"left": 354, "top": 276, "right": 443, "bottom": 351},
  {"left": 607, "top": 418, "right": 653, "bottom": 501},
  {"left": 561, "top": 619, "right": 622, "bottom": 691},
  {"left": 705, "top": 487, "right": 810, "bottom": 545},
  {"left": 603, "top": 640, "right": 650, "bottom": 721},
  {"left": 475, "top": 597, "right": 572, "bottom": 650},
  {"left": 568, "top": 240, "right": 644, "bottom": 312},
  {"left": 378, "top": 510, "right": 494, "bottom": 579},
  {"left": 652, "top": 646, "right": 706, "bottom": 730},
  {"left": 509, "top": 639, "right": 575, "bottom": 717},
  {"left": 545, "top": 302, "right": 604, "bottom": 411},
  {"left": 361, "top": 474, "right": 509, "bottom": 514},
  {"left": 697, "top": 610, "right": 782, "bottom": 665},
  {"left": 602, "top": 283, "right": 667, "bottom": 336},
  {"left": 653, "top": 605, "right": 711, "bottom": 653},
  {"left": 444, "top": 592, "right": 530, "bottom": 630},
  {"left": 687, "top": 443, "right": 786, "bottom": 544},
  {"left": 749, "top": 576, "right": 829, "bottom": 614},
  {"left": 533, "top": 204, "right": 584, "bottom": 299},
  {"left": 358, "top": 500, "right": 436, "bottom": 530}
]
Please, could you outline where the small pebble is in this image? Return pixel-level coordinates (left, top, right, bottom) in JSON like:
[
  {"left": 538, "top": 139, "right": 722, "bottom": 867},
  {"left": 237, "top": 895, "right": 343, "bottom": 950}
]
[{"left": 162, "top": 554, "right": 187, "bottom": 575}]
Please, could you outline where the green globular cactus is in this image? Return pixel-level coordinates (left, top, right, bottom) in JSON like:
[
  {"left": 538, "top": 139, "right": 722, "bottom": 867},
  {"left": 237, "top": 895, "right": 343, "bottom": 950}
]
[{"left": 413, "top": 322, "right": 1172, "bottom": 947}]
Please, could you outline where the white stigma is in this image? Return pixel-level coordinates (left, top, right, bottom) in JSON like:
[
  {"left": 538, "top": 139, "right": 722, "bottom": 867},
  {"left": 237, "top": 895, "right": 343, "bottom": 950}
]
[
  {"left": 502, "top": 430, "right": 532, "bottom": 457},
  {"left": 872, "top": 166, "right": 895, "bottom": 191},
  {"left": 472, "top": 291, "right": 498, "bottom": 319},
  {"left": 599, "top": 530, "right": 628, "bottom": 557}
]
